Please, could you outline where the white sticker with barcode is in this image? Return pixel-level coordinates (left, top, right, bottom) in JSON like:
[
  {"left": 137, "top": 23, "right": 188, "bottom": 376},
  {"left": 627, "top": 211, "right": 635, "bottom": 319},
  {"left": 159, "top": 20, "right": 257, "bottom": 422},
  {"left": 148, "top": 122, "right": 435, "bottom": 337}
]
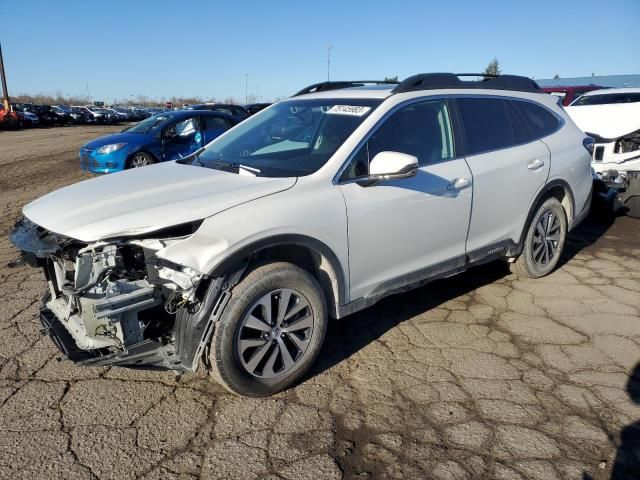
[{"left": 327, "top": 105, "right": 371, "bottom": 116}]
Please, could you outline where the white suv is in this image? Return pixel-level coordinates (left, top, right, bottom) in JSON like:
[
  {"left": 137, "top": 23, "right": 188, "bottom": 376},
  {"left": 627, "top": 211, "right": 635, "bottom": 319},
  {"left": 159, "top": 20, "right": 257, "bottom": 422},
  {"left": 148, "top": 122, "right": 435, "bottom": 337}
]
[{"left": 10, "top": 73, "right": 593, "bottom": 397}]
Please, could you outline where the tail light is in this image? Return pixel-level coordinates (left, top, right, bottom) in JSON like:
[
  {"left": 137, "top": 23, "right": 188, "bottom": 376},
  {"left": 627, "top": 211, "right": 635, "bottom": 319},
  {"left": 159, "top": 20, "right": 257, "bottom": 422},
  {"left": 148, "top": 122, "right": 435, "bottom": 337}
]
[{"left": 583, "top": 137, "right": 595, "bottom": 155}]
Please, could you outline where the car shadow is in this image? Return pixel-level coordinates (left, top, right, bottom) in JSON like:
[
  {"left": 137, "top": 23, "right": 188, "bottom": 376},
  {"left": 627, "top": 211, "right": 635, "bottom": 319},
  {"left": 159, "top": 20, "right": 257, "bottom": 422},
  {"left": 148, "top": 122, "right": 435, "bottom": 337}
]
[
  {"left": 604, "top": 362, "right": 640, "bottom": 480},
  {"left": 556, "top": 207, "right": 621, "bottom": 269},
  {"left": 306, "top": 208, "right": 619, "bottom": 382},
  {"left": 307, "top": 259, "right": 511, "bottom": 380}
]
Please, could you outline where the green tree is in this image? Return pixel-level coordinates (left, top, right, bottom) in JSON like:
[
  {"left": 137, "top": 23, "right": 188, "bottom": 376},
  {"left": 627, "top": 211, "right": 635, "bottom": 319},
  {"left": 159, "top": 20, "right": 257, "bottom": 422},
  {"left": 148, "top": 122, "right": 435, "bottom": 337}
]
[
  {"left": 553, "top": 74, "right": 560, "bottom": 79},
  {"left": 483, "top": 58, "right": 501, "bottom": 76},
  {"left": 384, "top": 76, "right": 398, "bottom": 82}
]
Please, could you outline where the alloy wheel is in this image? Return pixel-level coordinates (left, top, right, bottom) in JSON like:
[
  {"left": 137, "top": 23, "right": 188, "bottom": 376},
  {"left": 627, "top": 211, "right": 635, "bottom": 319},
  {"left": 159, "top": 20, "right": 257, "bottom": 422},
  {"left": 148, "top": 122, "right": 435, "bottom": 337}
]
[
  {"left": 236, "top": 288, "right": 314, "bottom": 379},
  {"left": 130, "top": 154, "right": 150, "bottom": 168},
  {"left": 532, "top": 210, "right": 561, "bottom": 267}
]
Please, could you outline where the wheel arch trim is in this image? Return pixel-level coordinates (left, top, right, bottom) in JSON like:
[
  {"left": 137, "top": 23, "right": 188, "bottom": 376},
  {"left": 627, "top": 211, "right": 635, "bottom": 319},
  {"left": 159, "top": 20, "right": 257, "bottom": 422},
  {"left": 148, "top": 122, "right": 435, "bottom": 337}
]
[
  {"left": 520, "top": 179, "right": 575, "bottom": 245},
  {"left": 208, "top": 233, "right": 348, "bottom": 314}
]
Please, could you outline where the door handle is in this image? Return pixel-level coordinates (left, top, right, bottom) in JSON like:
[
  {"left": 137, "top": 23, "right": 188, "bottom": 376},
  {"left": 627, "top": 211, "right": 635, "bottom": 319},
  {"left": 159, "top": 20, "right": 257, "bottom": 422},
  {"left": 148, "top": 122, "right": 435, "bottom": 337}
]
[
  {"left": 447, "top": 177, "right": 472, "bottom": 190},
  {"left": 527, "top": 158, "right": 545, "bottom": 170}
]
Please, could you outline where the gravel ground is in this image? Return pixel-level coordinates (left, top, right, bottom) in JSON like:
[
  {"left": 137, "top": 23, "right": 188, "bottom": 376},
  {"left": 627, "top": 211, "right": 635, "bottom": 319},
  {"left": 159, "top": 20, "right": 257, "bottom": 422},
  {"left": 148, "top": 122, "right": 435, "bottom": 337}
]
[{"left": 1, "top": 126, "right": 639, "bottom": 480}]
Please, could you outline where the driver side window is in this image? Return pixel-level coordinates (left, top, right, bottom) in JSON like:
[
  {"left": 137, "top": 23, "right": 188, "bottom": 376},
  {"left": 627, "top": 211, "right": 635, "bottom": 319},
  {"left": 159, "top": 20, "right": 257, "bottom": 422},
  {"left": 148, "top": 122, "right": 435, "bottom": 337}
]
[
  {"left": 340, "top": 99, "right": 455, "bottom": 181},
  {"left": 165, "top": 116, "right": 199, "bottom": 140}
]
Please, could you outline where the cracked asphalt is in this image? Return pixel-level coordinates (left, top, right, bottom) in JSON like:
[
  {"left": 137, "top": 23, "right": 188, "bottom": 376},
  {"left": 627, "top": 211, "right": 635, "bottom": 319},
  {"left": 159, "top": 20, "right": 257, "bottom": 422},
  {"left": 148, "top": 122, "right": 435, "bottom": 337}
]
[{"left": 1, "top": 125, "right": 640, "bottom": 480}]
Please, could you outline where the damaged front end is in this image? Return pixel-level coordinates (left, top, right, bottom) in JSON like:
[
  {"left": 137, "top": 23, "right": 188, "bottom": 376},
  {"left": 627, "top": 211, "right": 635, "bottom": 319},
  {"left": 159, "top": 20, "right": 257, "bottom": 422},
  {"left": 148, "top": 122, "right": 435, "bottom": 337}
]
[
  {"left": 590, "top": 129, "right": 640, "bottom": 184},
  {"left": 10, "top": 217, "right": 215, "bottom": 371},
  {"left": 588, "top": 130, "right": 640, "bottom": 217}
]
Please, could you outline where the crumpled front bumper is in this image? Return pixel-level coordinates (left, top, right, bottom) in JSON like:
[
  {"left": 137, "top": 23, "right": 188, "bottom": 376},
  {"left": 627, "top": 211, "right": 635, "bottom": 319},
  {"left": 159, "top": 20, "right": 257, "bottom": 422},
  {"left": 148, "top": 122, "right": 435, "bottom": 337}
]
[
  {"left": 10, "top": 216, "right": 214, "bottom": 372},
  {"left": 39, "top": 308, "right": 180, "bottom": 369}
]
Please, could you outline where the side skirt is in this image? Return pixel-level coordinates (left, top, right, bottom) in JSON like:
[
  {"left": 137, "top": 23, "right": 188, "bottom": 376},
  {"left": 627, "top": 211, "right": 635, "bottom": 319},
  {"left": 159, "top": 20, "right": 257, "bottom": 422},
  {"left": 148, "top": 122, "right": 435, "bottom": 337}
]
[{"left": 337, "top": 239, "right": 519, "bottom": 319}]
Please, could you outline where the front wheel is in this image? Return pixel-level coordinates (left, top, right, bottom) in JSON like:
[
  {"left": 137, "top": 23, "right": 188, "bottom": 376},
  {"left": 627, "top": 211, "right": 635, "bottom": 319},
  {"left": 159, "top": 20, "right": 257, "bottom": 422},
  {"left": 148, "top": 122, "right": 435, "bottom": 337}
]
[
  {"left": 511, "top": 197, "right": 567, "bottom": 278},
  {"left": 209, "top": 262, "right": 327, "bottom": 397},
  {"left": 127, "top": 152, "right": 155, "bottom": 168}
]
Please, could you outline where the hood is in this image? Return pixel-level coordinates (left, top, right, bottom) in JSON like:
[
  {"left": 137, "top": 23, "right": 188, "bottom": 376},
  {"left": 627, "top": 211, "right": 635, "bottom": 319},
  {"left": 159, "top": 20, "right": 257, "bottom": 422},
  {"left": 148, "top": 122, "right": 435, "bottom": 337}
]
[
  {"left": 23, "top": 162, "right": 296, "bottom": 242},
  {"left": 565, "top": 103, "right": 640, "bottom": 139},
  {"left": 83, "top": 132, "right": 145, "bottom": 149}
]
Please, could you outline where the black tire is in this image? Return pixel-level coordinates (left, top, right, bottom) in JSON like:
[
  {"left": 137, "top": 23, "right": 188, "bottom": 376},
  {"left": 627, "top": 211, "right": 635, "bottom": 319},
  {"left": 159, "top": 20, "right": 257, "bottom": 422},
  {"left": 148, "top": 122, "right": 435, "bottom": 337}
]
[
  {"left": 127, "top": 151, "right": 156, "bottom": 169},
  {"left": 209, "top": 262, "right": 327, "bottom": 397},
  {"left": 511, "top": 197, "right": 567, "bottom": 278}
]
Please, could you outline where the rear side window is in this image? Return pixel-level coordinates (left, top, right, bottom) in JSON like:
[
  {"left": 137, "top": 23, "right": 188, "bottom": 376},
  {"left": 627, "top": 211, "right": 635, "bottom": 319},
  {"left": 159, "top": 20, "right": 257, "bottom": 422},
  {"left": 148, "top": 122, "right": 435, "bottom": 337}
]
[
  {"left": 511, "top": 101, "right": 559, "bottom": 139},
  {"left": 457, "top": 98, "right": 513, "bottom": 155},
  {"left": 506, "top": 101, "right": 532, "bottom": 144},
  {"left": 204, "top": 116, "right": 230, "bottom": 130}
]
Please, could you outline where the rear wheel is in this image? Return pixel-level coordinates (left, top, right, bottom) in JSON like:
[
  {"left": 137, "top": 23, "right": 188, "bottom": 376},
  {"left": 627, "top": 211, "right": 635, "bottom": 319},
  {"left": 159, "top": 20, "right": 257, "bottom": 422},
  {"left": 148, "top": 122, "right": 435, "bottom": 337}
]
[
  {"left": 209, "top": 262, "right": 327, "bottom": 397},
  {"left": 127, "top": 152, "right": 155, "bottom": 168},
  {"left": 511, "top": 197, "right": 567, "bottom": 278}
]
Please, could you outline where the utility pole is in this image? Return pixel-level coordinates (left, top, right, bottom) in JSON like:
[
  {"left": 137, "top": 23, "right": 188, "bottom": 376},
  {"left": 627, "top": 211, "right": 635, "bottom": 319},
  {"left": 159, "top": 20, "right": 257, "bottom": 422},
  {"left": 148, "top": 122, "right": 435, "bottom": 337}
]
[
  {"left": 257, "top": 84, "right": 260, "bottom": 102},
  {"left": 0, "top": 41, "right": 10, "bottom": 111},
  {"left": 325, "top": 44, "right": 333, "bottom": 81},
  {"left": 245, "top": 73, "right": 248, "bottom": 104}
]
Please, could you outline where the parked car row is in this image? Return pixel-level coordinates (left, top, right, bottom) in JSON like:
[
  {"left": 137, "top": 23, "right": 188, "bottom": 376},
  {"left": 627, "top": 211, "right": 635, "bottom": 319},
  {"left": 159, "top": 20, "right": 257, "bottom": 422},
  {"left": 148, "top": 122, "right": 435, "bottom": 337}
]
[{"left": 1, "top": 103, "right": 167, "bottom": 129}]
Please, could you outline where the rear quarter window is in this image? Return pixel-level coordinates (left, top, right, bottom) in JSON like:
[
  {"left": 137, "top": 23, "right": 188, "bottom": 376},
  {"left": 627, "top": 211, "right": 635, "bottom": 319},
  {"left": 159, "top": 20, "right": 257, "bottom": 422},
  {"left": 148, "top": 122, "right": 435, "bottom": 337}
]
[
  {"left": 511, "top": 101, "right": 559, "bottom": 139},
  {"left": 457, "top": 98, "right": 514, "bottom": 155}
]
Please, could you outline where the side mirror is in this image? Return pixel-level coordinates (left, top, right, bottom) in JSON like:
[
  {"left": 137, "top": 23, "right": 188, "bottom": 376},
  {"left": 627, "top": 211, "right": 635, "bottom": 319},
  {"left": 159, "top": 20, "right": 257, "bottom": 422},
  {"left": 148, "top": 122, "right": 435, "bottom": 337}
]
[{"left": 364, "top": 151, "right": 418, "bottom": 185}]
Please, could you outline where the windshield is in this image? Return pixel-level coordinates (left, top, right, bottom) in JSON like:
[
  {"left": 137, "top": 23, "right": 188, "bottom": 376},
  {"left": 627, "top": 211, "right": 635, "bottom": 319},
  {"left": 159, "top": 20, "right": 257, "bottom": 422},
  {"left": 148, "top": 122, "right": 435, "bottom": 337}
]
[
  {"left": 123, "top": 113, "right": 172, "bottom": 133},
  {"left": 191, "top": 98, "right": 381, "bottom": 177},
  {"left": 571, "top": 92, "right": 640, "bottom": 106}
]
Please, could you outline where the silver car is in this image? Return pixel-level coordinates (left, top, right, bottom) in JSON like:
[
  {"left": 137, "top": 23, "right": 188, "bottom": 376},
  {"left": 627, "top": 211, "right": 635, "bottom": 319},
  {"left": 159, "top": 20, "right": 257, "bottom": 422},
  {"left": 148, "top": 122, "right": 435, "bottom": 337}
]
[{"left": 10, "top": 73, "right": 593, "bottom": 397}]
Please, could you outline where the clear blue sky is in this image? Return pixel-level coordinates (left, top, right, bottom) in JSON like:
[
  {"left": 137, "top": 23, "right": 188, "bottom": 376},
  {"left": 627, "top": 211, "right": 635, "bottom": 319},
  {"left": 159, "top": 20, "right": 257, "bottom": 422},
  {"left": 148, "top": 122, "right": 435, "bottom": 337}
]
[{"left": 3, "top": 0, "right": 639, "bottom": 102}]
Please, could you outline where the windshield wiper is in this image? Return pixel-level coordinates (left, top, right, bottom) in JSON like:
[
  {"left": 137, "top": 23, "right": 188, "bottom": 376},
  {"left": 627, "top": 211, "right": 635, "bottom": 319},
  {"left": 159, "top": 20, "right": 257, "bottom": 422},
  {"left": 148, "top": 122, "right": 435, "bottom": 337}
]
[
  {"left": 238, "top": 164, "right": 261, "bottom": 175},
  {"left": 205, "top": 160, "right": 261, "bottom": 176}
]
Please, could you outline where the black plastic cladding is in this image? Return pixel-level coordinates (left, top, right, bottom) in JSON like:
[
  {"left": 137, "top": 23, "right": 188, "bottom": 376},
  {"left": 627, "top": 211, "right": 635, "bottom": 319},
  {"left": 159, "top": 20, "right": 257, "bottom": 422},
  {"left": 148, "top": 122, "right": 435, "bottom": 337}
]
[{"left": 392, "top": 73, "right": 542, "bottom": 94}]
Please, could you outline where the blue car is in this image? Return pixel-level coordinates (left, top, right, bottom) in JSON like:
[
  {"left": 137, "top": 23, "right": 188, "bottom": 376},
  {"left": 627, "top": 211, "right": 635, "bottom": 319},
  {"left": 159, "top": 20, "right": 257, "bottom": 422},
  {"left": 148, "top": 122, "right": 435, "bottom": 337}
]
[{"left": 79, "top": 110, "right": 237, "bottom": 173}]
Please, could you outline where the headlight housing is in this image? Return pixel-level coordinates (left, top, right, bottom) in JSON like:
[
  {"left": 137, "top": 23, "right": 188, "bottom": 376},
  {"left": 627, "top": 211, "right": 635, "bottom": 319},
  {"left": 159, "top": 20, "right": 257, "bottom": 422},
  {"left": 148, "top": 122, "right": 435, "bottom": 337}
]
[{"left": 97, "top": 143, "right": 127, "bottom": 155}]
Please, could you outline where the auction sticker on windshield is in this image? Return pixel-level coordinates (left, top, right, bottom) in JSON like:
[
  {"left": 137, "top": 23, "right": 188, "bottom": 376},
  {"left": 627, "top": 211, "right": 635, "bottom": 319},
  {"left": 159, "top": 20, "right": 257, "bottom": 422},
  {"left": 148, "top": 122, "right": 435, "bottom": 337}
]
[{"left": 327, "top": 105, "right": 371, "bottom": 116}]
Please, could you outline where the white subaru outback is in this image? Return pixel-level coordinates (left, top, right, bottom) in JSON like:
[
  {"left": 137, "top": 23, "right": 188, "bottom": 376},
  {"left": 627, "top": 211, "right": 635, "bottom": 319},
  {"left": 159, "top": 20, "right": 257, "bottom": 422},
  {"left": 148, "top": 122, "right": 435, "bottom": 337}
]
[{"left": 10, "top": 73, "right": 593, "bottom": 397}]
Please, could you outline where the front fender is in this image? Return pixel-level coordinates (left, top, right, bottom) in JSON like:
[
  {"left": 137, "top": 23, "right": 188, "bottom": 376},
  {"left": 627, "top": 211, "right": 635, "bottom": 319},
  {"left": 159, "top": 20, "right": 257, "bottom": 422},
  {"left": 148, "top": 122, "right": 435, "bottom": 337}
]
[{"left": 157, "top": 179, "right": 350, "bottom": 299}]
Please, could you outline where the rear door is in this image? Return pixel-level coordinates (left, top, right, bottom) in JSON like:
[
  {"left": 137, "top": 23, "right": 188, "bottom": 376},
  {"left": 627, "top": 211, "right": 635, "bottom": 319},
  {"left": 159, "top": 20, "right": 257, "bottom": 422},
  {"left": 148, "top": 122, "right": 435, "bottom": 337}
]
[
  {"left": 456, "top": 97, "right": 550, "bottom": 255},
  {"left": 202, "top": 114, "right": 231, "bottom": 144}
]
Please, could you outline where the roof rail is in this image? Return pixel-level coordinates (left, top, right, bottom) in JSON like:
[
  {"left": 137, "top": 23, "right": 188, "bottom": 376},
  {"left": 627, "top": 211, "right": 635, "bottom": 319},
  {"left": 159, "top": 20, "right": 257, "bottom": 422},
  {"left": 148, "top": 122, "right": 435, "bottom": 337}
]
[
  {"left": 392, "top": 73, "right": 541, "bottom": 94},
  {"left": 293, "top": 80, "right": 400, "bottom": 97}
]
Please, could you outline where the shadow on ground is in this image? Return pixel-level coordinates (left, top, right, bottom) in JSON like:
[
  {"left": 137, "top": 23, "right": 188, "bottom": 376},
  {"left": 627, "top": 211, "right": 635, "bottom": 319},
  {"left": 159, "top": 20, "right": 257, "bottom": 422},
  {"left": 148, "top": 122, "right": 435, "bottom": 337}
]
[
  {"left": 308, "top": 208, "right": 619, "bottom": 384},
  {"left": 609, "top": 362, "right": 640, "bottom": 480}
]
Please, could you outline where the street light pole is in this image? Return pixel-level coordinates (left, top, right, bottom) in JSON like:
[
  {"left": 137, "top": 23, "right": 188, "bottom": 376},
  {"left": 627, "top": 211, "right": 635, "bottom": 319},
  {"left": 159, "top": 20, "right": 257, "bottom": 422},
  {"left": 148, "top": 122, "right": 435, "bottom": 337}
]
[
  {"left": 0, "top": 41, "right": 10, "bottom": 111},
  {"left": 245, "top": 73, "right": 248, "bottom": 104},
  {"left": 325, "top": 44, "right": 333, "bottom": 81}
]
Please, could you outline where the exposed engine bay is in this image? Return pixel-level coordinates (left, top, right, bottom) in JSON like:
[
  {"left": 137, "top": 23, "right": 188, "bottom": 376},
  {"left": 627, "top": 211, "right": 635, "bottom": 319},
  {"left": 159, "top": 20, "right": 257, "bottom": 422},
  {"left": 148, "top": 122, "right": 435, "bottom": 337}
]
[
  {"left": 9, "top": 217, "right": 217, "bottom": 370},
  {"left": 589, "top": 129, "right": 640, "bottom": 179}
]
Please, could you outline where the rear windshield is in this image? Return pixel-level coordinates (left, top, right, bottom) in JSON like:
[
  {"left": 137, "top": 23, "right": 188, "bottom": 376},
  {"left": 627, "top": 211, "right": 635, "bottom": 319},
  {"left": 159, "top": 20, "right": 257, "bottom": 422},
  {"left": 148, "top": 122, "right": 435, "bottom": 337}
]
[{"left": 571, "top": 92, "right": 640, "bottom": 106}]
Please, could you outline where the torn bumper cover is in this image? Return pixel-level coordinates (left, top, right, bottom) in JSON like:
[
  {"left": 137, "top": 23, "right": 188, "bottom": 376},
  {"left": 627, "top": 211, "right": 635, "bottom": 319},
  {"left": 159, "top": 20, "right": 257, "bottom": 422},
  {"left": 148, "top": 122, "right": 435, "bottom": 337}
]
[{"left": 10, "top": 217, "right": 216, "bottom": 372}]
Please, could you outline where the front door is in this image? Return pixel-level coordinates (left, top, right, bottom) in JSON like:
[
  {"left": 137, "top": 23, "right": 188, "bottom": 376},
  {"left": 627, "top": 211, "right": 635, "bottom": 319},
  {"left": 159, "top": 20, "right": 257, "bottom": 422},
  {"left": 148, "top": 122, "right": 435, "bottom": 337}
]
[
  {"left": 338, "top": 98, "right": 473, "bottom": 301},
  {"left": 162, "top": 115, "right": 203, "bottom": 160}
]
